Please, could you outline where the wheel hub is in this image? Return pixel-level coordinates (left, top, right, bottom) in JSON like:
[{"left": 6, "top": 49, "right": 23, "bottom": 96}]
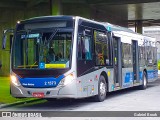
[
  {"left": 100, "top": 82, "right": 106, "bottom": 96},
  {"left": 144, "top": 75, "right": 147, "bottom": 86}
]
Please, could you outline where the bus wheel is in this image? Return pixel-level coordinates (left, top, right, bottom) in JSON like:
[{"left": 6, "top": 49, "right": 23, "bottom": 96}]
[
  {"left": 139, "top": 72, "right": 147, "bottom": 90},
  {"left": 94, "top": 75, "right": 107, "bottom": 102}
]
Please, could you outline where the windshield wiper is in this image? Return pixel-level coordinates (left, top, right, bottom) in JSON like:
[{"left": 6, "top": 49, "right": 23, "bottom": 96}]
[{"left": 47, "top": 29, "right": 59, "bottom": 43}]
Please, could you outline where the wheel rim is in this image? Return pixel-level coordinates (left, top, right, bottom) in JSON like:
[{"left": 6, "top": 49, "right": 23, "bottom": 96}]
[
  {"left": 144, "top": 75, "right": 147, "bottom": 87},
  {"left": 100, "top": 81, "right": 106, "bottom": 96}
]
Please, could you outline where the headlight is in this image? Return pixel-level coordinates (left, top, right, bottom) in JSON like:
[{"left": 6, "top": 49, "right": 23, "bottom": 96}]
[
  {"left": 59, "top": 73, "right": 74, "bottom": 86},
  {"left": 10, "top": 75, "right": 20, "bottom": 86}
]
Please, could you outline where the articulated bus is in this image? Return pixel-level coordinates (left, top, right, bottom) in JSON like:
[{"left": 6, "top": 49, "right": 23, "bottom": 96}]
[{"left": 2, "top": 16, "right": 158, "bottom": 102}]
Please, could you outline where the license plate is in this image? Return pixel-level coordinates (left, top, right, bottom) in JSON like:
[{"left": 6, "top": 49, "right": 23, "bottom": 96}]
[{"left": 32, "top": 92, "right": 45, "bottom": 98}]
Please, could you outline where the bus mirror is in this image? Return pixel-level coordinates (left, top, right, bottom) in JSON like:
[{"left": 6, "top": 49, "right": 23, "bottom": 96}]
[
  {"left": 2, "top": 29, "right": 14, "bottom": 49},
  {"left": 2, "top": 30, "right": 7, "bottom": 49}
]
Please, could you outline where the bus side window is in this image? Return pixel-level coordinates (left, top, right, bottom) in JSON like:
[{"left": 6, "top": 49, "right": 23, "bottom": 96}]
[
  {"left": 78, "top": 35, "right": 92, "bottom": 60},
  {"left": 94, "top": 30, "right": 109, "bottom": 66}
]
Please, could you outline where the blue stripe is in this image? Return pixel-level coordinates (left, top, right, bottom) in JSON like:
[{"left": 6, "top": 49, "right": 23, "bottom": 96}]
[
  {"left": 147, "top": 70, "right": 158, "bottom": 80},
  {"left": 124, "top": 70, "right": 158, "bottom": 84},
  {"left": 139, "top": 71, "right": 143, "bottom": 80},
  {"left": 124, "top": 72, "right": 133, "bottom": 83},
  {"left": 18, "top": 75, "right": 65, "bottom": 88}
]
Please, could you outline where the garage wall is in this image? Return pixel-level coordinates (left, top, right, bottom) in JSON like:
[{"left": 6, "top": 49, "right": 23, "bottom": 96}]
[
  {"left": 0, "top": 3, "right": 128, "bottom": 76},
  {"left": 0, "top": 5, "right": 50, "bottom": 76}
]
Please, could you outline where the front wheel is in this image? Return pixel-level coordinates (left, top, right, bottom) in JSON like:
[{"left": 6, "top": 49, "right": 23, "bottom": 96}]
[{"left": 94, "top": 75, "right": 107, "bottom": 102}]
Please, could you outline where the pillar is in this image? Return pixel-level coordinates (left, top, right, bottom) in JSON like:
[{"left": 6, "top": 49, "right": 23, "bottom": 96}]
[
  {"left": 135, "top": 20, "right": 143, "bottom": 34},
  {"left": 50, "top": 0, "right": 62, "bottom": 15}
]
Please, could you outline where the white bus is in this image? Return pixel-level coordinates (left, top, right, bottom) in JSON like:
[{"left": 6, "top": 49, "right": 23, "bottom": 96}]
[{"left": 2, "top": 16, "right": 158, "bottom": 102}]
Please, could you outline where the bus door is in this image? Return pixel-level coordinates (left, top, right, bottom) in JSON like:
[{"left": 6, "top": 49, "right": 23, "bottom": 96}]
[
  {"left": 77, "top": 25, "right": 94, "bottom": 77},
  {"left": 113, "top": 36, "right": 122, "bottom": 87},
  {"left": 132, "top": 40, "right": 140, "bottom": 83}
]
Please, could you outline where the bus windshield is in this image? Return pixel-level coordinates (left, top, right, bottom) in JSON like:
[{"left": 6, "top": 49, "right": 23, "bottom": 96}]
[{"left": 12, "top": 29, "right": 72, "bottom": 69}]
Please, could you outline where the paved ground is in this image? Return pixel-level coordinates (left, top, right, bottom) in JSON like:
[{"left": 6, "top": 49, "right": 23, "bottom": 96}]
[
  {"left": 1, "top": 78, "right": 160, "bottom": 111},
  {"left": 1, "top": 78, "right": 160, "bottom": 120}
]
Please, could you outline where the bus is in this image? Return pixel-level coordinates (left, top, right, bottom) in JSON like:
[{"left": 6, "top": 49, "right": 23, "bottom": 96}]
[{"left": 2, "top": 16, "right": 158, "bottom": 102}]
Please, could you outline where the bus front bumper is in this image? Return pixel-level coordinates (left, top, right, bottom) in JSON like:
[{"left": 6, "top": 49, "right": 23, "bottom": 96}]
[{"left": 10, "top": 81, "right": 77, "bottom": 99}]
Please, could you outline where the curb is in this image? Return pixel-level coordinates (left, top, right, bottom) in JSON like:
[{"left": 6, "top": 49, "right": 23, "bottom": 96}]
[{"left": 0, "top": 99, "right": 43, "bottom": 109}]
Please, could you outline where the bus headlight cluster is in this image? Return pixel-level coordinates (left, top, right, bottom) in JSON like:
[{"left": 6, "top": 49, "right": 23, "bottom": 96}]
[
  {"left": 59, "top": 73, "right": 74, "bottom": 86},
  {"left": 10, "top": 74, "right": 21, "bottom": 86}
]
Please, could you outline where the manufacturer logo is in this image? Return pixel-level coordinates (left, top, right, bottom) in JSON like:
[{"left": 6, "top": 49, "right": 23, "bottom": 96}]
[{"left": 2, "top": 112, "right": 11, "bottom": 117}]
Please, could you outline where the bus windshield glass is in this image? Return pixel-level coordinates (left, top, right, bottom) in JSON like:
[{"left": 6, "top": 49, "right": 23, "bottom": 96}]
[{"left": 13, "top": 29, "right": 72, "bottom": 69}]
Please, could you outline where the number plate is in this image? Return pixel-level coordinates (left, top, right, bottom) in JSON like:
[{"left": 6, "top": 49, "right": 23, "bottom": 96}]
[{"left": 32, "top": 92, "right": 45, "bottom": 98}]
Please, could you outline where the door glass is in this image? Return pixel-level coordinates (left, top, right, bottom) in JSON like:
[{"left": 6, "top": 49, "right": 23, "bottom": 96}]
[
  {"left": 132, "top": 40, "right": 139, "bottom": 81},
  {"left": 113, "top": 37, "right": 119, "bottom": 84}
]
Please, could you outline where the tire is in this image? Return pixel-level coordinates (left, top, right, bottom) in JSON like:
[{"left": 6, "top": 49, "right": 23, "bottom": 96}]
[
  {"left": 94, "top": 75, "right": 107, "bottom": 102},
  {"left": 139, "top": 72, "right": 147, "bottom": 90}
]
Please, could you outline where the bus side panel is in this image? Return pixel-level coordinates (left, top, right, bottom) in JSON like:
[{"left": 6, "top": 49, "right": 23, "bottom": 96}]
[
  {"left": 121, "top": 67, "right": 134, "bottom": 89},
  {"left": 146, "top": 66, "right": 158, "bottom": 82},
  {"left": 139, "top": 67, "right": 144, "bottom": 82},
  {"left": 76, "top": 67, "right": 114, "bottom": 98}
]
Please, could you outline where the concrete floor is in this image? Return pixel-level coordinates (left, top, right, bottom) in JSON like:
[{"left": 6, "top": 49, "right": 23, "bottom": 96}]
[{"left": 1, "top": 78, "right": 160, "bottom": 120}]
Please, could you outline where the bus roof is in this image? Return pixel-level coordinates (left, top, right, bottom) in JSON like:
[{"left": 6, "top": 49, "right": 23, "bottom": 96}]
[
  {"left": 19, "top": 15, "right": 135, "bottom": 34},
  {"left": 18, "top": 15, "right": 155, "bottom": 41},
  {"left": 20, "top": 15, "right": 75, "bottom": 24}
]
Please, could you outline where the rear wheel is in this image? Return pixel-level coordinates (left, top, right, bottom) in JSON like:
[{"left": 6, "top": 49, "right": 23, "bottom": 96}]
[
  {"left": 94, "top": 75, "right": 107, "bottom": 102},
  {"left": 139, "top": 72, "right": 147, "bottom": 90}
]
